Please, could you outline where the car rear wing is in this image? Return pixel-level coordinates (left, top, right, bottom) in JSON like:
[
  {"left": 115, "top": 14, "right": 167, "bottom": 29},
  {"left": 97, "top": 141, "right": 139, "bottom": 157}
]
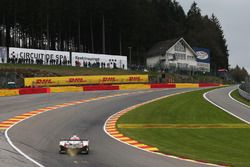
[
  {"left": 60, "top": 139, "right": 89, "bottom": 142},
  {"left": 59, "top": 139, "right": 89, "bottom": 146}
]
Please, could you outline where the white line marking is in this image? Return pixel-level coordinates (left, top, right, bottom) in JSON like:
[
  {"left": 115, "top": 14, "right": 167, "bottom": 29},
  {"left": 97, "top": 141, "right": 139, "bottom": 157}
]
[
  {"left": 228, "top": 89, "right": 250, "bottom": 108},
  {"left": 3, "top": 89, "right": 166, "bottom": 167},
  {"left": 5, "top": 116, "right": 45, "bottom": 167},
  {"left": 203, "top": 89, "right": 250, "bottom": 125},
  {"left": 104, "top": 89, "right": 226, "bottom": 167}
]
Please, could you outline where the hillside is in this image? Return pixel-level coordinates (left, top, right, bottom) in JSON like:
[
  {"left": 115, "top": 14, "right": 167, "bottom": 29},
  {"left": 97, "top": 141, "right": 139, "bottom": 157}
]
[{"left": 0, "top": 0, "right": 228, "bottom": 72}]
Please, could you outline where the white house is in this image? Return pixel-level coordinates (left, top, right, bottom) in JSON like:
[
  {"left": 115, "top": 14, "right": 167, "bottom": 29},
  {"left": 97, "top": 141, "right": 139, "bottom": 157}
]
[{"left": 146, "top": 38, "right": 197, "bottom": 71}]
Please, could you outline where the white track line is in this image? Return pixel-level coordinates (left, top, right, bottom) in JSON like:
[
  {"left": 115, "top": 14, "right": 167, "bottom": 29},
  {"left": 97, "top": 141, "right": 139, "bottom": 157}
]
[
  {"left": 228, "top": 89, "right": 250, "bottom": 108},
  {"left": 203, "top": 89, "right": 250, "bottom": 125},
  {"left": 3, "top": 89, "right": 166, "bottom": 167},
  {"left": 5, "top": 115, "right": 45, "bottom": 167},
  {"left": 104, "top": 89, "right": 227, "bottom": 167}
]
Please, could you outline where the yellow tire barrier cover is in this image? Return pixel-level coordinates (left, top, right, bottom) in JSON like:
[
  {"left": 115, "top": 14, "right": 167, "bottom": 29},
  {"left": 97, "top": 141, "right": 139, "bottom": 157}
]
[
  {"left": 119, "top": 84, "right": 150, "bottom": 90},
  {"left": 24, "top": 75, "right": 149, "bottom": 87},
  {"left": 50, "top": 86, "right": 83, "bottom": 93},
  {"left": 0, "top": 89, "right": 19, "bottom": 96},
  {"left": 175, "top": 83, "right": 199, "bottom": 88}
]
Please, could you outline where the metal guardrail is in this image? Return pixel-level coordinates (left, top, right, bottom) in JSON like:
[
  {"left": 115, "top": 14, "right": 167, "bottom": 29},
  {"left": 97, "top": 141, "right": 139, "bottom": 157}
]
[
  {"left": 240, "top": 83, "right": 250, "bottom": 93},
  {"left": 239, "top": 83, "right": 250, "bottom": 100}
]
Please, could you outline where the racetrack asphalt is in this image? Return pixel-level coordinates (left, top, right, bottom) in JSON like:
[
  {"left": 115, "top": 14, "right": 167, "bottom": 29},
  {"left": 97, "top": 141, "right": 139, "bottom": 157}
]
[
  {"left": 2, "top": 88, "right": 217, "bottom": 167},
  {"left": 205, "top": 86, "right": 250, "bottom": 123},
  {"left": 0, "top": 90, "right": 146, "bottom": 167}
]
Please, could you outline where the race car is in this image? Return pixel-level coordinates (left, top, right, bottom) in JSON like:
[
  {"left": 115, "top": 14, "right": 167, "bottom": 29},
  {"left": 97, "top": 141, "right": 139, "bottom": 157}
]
[{"left": 59, "top": 135, "right": 89, "bottom": 155}]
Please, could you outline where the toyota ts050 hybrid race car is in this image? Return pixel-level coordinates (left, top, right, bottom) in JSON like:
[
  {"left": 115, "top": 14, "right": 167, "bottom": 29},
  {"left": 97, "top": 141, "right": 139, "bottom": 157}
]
[{"left": 59, "top": 135, "right": 89, "bottom": 155}]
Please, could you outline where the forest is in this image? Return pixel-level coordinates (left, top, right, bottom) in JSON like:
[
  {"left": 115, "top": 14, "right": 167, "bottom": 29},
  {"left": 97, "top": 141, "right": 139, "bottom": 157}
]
[{"left": 0, "top": 0, "right": 229, "bottom": 72}]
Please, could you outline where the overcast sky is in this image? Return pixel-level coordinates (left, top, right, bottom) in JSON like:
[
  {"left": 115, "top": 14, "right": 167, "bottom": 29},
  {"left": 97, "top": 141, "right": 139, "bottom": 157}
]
[{"left": 178, "top": 0, "right": 250, "bottom": 73}]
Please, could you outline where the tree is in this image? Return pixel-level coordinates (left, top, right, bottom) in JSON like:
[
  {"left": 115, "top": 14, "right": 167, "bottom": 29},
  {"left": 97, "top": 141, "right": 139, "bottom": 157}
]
[
  {"left": 0, "top": 0, "right": 229, "bottom": 70},
  {"left": 187, "top": 2, "right": 201, "bottom": 17},
  {"left": 230, "top": 65, "right": 249, "bottom": 83}
]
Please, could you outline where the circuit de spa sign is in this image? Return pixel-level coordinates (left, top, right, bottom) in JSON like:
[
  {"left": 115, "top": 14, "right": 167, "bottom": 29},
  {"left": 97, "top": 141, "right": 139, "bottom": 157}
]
[{"left": 8, "top": 47, "right": 70, "bottom": 65}]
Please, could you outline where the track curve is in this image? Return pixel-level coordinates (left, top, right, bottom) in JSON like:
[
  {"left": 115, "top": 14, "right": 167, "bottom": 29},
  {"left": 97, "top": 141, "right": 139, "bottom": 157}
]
[
  {"left": 205, "top": 86, "right": 250, "bottom": 123},
  {"left": 4, "top": 88, "right": 215, "bottom": 167}
]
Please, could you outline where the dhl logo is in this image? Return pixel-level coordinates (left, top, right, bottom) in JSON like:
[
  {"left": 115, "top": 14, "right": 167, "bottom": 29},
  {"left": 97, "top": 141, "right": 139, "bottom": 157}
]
[
  {"left": 128, "top": 77, "right": 142, "bottom": 81},
  {"left": 101, "top": 77, "right": 117, "bottom": 82},
  {"left": 35, "top": 79, "right": 53, "bottom": 84},
  {"left": 68, "top": 78, "right": 86, "bottom": 83}
]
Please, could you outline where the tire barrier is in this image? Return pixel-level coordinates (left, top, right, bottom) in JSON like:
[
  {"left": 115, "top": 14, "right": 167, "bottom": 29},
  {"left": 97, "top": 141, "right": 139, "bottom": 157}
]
[
  {"left": 199, "top": 83, "right": 221, "bottom": 87},
  {"left": 119, "top": 84, "right": 151, "bottom": 90},
  {"left": 175, "top": 83, "right": 199, "bottom": 88},
  {"left": 19, "top": 88, "right": 50, "bottom": 95},
  {"left": 150, "top": 83, "right": 176, "bottom": 89},
  {"left": 83, "top": 85, "right": 119, "bottom": 91},
  {"left": 50, "top": 86, "right": 83, "bottom": 93},
  {"left": 24, "top": 75, "right": 149, "bottom": 87},
  {"left": 0, "top": 89, "right": 19, "bottom": 96},
  {"left": 0, "top": 83, "right": 222, "bottom": 97}
]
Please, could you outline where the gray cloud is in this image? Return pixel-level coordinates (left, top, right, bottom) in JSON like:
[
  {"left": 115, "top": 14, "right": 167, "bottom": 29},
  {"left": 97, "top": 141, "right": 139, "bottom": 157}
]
[{"left": 178, "top": 0, "right": 250, "bottom": 73}]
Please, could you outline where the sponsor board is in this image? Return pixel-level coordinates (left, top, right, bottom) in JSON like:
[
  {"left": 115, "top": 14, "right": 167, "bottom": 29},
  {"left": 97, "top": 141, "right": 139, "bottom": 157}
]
[
  {"left": 9, "top": 47, "right": 70, "bottom": 65},
  {"left": 24, "top": 75, "right": 148, "bottom": 87},
  {"left": 193, "top": 47, "right": 210, "bottom": 72},
  {"left": 72, "top": 52, "right": 127, "bottom": 69},
  {"left": 0, "top": 47, "right": 7, "bottom": 63}
]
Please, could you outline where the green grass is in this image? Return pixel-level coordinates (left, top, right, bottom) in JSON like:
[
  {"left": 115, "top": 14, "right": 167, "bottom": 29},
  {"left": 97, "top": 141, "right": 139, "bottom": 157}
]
[
  {"left": 0, "top": 64, "right": 224, "bottom": 86},
  {"left": 0, "top": 63, "right": 145, "bottom": 76},
  {"left": 231, "top": 89, "right": 250, "bottom": 106},
  {"left": 119, "top": 128, "right": 250, "bottom": 167},
  {"left": 118, "top": 88, "right": 250, "bottom": 167},
  {"left": 118, "top": 89, "right": 242, "bottom": 124}
]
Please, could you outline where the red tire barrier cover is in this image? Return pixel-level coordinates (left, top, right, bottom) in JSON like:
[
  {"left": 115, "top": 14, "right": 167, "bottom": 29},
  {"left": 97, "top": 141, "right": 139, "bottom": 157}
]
[
  {"left": 150, "top": 84, "right": 176, "bottom": 89},
  {"left": 198, "top": 83, "right": 220, "bottom": 87},
  {"left": 83, "top": 85, "right": 119, "bottom": 91},
  {"left": 19, "top": 88, "right": 51, "bottom": 95}
]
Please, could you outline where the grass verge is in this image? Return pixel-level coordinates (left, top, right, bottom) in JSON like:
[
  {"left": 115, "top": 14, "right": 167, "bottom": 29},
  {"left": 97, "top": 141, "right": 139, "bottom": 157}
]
[
  {"left": 0, "top": 63, "right": 145, "bottom": 76},
  {"left": 117, "top": 88, "right": 250, "bottom": 167},
  {"left": 231, "top": 89, "right": 250, "bottom": 106}
]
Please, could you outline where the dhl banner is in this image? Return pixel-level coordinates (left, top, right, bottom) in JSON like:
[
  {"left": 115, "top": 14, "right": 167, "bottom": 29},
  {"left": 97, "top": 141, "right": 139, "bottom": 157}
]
[{"left": 24, "top": 75, "right": 149, "bottom": 87}]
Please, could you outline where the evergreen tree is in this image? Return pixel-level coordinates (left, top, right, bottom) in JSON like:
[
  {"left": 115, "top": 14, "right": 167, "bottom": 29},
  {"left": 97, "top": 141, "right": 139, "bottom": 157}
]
[
  {"left": 0, "top": 0, "right": 230, "bottom": 69},
  {"left": 230, "top": 65, "right": 249, "bottom": 83}
]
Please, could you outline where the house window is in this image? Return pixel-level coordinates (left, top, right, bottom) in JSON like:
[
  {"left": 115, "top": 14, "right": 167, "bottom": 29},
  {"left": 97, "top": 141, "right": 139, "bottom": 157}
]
[
  {"left": 167, "top": 53, "right": 175, "bottom": 60},
  {"left": 175, "top": 53, "right": 186, "bottom": 60},
  {"left": 187, "top": 55, "right": 195, "bottom": 61},
  {"left": 174, "top": 42, "right": 186, "bottom": 52},
  {"left": 177, "top": 63, "right": 188, "bottom": 69}
]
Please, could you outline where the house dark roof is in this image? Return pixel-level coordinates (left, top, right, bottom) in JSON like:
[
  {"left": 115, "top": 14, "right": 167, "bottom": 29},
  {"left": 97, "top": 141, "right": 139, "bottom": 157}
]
[{"left": 147, "top": 38, "right": 180, "bottom": 57}]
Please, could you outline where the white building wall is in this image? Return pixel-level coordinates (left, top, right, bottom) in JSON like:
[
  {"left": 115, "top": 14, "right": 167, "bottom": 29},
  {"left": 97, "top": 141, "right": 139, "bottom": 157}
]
[
  {"left": 167, "top": 44, "right": 197, "bottom": 68},
  {"left": 146, "top": 55, "right": 162, "bottom": 68},
  {"left": 146, "top": 39, "right": 198, "bottom": 71}
]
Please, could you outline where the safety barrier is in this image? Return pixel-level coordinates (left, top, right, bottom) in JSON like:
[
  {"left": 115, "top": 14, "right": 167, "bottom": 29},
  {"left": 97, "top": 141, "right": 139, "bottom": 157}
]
[
  {"left": 19, "top": 88, "right": 50, "bottom": 95},
  {"left": 83, "top": 85, "right": 119, "bottom": 91},
  {"left": 119, "top": 84, "right": 150, "bottom": 90},
  {"left": 0, "top": 89, "right": 19, "bottom": 96},
  {"left": 238, "top": 86, "right": 250, "bottom": 101},
  {"left": 24, "top": 75, "right": 149, "bottom": 87},
  {"left": 150, "top": 83, "right": 176, "bottom": 89},
  {"left": 0, "top": 83, "right": 223, "bottom": 97},
  {"left": 176, "top": 83, "right": 199, "bottom": 88},
  {"left": 50, "top": 86, "right": 83, "bottom": 93},
  {"left": 199, "top": 83, "right": 221, "bottom": 87}
]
